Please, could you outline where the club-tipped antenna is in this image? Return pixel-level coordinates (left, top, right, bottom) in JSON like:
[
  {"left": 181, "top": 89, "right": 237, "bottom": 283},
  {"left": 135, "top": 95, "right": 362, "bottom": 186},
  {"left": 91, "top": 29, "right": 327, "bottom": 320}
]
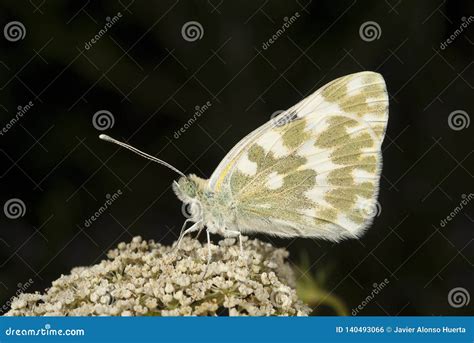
[{"left": 99, "top": 134, "right": 185, "bottom": 177}]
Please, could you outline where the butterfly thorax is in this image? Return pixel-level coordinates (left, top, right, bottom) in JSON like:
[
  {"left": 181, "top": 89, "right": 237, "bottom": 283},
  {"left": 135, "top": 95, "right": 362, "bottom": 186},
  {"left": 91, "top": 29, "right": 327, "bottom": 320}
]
[{"left": 173, "top": 174, "right": 236, "bottom": 233}]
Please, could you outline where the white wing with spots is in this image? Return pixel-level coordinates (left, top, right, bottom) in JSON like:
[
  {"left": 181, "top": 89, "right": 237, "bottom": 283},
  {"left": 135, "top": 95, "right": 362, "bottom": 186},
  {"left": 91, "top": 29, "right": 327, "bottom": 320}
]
[{"left": 209, "top": 72, "right": 389, "bottom": 241}]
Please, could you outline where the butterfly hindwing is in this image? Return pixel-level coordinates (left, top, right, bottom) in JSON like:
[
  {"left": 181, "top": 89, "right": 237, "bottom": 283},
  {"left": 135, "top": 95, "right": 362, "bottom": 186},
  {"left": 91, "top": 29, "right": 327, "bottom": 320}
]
[{"left": 209, "top": 72, "right": 388, "bottom": 241}]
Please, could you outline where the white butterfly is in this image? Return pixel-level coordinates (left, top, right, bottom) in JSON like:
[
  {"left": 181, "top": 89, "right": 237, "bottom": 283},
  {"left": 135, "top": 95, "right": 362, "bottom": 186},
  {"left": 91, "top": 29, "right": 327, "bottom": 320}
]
[{"left": 100, "top": 71, "right": 388, "bottom": 264}]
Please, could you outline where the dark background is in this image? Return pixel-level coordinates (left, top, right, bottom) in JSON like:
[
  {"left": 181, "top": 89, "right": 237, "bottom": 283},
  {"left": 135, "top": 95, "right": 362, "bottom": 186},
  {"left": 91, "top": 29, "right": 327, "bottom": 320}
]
[{"left": 0, "top": 0, "right": 472, "bottom": 316}]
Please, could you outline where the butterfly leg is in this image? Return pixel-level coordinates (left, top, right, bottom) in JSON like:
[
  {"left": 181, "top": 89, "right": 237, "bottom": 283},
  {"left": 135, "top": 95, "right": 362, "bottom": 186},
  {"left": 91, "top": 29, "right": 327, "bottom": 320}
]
[
  {"left": 178, "top": 219, "right": 192, "bottom": 240},
  {"left": 201, "top": 229, "right": 212, "bottom": 279},
  {"left": 223, "top": 229, "right": 243, "bottom": 257},
  {"left": 175, "top": 221, "right": 201, "bottom": 251},
  {"left": 194, "top": 226, "right": 205, "bottom": 239}
]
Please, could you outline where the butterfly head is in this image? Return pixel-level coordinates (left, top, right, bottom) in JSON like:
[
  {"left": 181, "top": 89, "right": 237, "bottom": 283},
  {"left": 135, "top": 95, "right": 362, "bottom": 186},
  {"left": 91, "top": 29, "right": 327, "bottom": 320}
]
[{"left": 173, "top": 174, "right": 208, "bottom": 221}]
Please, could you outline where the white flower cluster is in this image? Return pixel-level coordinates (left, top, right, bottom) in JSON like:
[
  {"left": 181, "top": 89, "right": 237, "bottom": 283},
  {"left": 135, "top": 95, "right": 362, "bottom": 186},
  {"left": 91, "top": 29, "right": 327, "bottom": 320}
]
[{"left": 5, "top": 236, "right": 310, "bottom": 316}]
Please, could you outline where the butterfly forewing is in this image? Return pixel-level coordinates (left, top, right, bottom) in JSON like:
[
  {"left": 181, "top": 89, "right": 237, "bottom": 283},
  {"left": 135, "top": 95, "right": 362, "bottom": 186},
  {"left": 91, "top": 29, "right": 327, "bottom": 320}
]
[{"left": 209, "top": 72, "right": 388, "bottom": 241}]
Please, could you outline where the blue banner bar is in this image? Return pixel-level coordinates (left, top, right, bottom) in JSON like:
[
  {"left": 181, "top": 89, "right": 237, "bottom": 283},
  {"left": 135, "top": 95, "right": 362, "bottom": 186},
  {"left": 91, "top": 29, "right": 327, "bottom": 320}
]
[{"left": 0, "top": 316, "right": 472, "bottom": 342}]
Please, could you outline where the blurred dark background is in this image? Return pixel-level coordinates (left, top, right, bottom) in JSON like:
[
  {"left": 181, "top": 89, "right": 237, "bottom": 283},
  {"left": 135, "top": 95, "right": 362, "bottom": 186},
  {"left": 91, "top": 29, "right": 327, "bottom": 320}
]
[{"left": 0, "top": 0, "right": 473, "bottom": 316}]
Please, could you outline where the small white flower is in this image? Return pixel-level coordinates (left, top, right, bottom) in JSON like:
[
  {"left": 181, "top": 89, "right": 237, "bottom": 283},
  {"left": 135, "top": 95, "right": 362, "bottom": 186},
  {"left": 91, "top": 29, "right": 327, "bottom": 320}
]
[{"left": 164, "top": 283, "right": 174, "bottom": 294}]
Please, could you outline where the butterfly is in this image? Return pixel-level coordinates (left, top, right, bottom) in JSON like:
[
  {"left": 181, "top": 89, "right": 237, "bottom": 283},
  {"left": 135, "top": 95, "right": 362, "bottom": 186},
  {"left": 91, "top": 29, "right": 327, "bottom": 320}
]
[{"left": 100, "top": 71, "right": 388, "bottom": 263}]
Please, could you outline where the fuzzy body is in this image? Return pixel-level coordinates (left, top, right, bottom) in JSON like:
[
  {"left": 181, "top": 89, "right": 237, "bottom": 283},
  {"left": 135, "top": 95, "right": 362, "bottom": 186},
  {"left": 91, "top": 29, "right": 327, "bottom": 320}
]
[{"left": 173, "top": 175, "right": 238, "bottom": 236}]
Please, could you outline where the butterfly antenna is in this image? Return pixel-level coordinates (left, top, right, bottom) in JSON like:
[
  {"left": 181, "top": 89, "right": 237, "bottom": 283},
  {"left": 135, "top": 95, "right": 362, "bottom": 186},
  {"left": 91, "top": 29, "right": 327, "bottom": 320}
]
[{"left": 99, "top": 134, "right": 185, "bottom": 177}]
